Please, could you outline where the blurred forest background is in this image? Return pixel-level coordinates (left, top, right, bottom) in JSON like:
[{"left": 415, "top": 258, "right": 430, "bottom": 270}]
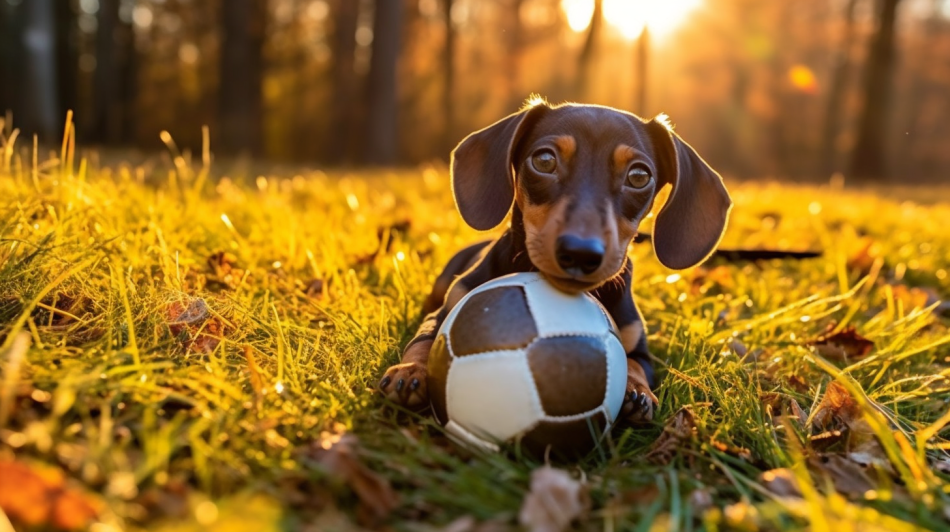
[{"left": 0, "top": 0, "right": 948, "bottom": 181}]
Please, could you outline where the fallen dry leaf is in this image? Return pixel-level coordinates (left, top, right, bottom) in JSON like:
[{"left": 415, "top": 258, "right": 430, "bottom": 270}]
[
  {"left": 32, "top": 292, "right": 86, "bottom": 328},
  {"left": 710, "top": 438, "right": 753, "bottom": 462},
  {"left": 690, "top": 265, "right": 736, "bottom": 294},
  {"left": 304, "top": 278, "right": 325, "bottom": 299},
  {"left": 760, "top": 392, "right": 808, "bottom": 428},
  {"left": 786, "top": 374, "right": 810, "bottom": 394},
  {"left": 723, "top": 500, "right": 761, "bottom": 530},
  {"left": 809, "top": 381, "right": 886, "bottom": 459},
  {"left": 0, "top": 458, "right": 100, "bottom": 530},
  {"left": 808, "top": 325, "right": 874, "bottom": 363},
  {"left": 807, "top": 453, "right": 878, "bottom": 499},
  {"left": 135, "top": 478, "right": 191, "bottom": 522},
  {"left": 811, "top": 381, "right": 868, "bottom": 437},
  {"left": 440, "top": 516, "right": 480, "bottom": 532},
  {"left": 846, "top": 237, "right": 880, "bottom": 275},
  {"left": 762, "top": 456, "right": 896, "bottom": 502},
  {"left": 518, "top": 467, "right": 590, "bottom": 532},
  {"left": 206, "top": 251, "right": 244, "bottom": 290},
  {"left": 300, "top": 504, "right": 365, "bottom": 532},
  {"left": 302, "top": 432, "right": 398, "bottom": 527},
  {"left": 619, "top": 484, "right": 660, "bottom": 506},
  {"left": 440, "top": 515, "right": 513, "bottom": 532},
  {"left": 805, "top": 382, "right": 899, "bottom": 499},
  {"left": 759, "top": 468, "right": 802, "bottom": 498},
  {"left": 166, "top": 298, "right": 227, "bottom": 354},
  {"left": 207, "top": 251, "right": 238, "bottom": 274},
  {"left": 688, "top": 488, "right": 714, "bottom": 512},
  {"left": 890, "top": 284, "right": 932, "bottom": 311},
  {"left": 646, "top": 407, "right": 698, "bottom": 465}
]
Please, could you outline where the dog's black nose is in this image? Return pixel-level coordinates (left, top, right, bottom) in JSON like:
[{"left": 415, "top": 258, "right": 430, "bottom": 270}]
[{"left": 555, "top": 235, "right": 604, "bottom": 275}]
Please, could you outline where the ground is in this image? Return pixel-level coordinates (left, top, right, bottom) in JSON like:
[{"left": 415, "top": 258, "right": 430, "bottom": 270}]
[{"left": 1, "top": 132, "right": 950, "bottom": 531}]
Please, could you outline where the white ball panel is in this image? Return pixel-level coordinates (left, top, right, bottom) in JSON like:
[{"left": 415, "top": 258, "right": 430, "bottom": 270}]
[
  {"left": 603, "top": 334, "right": 628, "bottom": 422},
  {"left": 522, "top": 278, "right": 614, "bottom": 338},
  {"left": 445, "top": 349, "right": 545, "bottom": 443},
  {"left": 444, "top": 420, "right": 500, "bottom": 452}
]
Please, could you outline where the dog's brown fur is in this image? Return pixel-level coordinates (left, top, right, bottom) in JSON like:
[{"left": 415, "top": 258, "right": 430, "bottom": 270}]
[{"left": 379, "top": 101, "right": 732, "bottom": 423}]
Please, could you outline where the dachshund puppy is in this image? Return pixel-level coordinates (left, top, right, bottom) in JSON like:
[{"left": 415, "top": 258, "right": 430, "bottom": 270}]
[{"left": 379, "top": 101, "right": 732, "bottom": 423}]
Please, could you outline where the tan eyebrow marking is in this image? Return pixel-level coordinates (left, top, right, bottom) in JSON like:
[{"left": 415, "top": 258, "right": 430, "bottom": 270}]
[
  {"left": 613, "top": 144, "right": 635, "bottom": 169},
  {"left": 554, "top": 135, "right": 576, "bottom": 161}
]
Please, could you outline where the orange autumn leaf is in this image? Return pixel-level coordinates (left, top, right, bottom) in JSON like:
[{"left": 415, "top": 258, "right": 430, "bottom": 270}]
[
  {"left": 890, "top": 284, "right": 935, "bottom": 311},
  {"left": 166, "top": 298, "right": 228, "bottom": 354},
  {"left": 845, "top": 237, "right": 881, "bottom": 275},
  {"left": 52, "top": 489, "right": 101, "bottom": 530},
  {"left": 811, "top": 381, "right": 864, "bottom": 433},
  {"left": 0, "top": 459, "right": 100, "bottom": 530}
]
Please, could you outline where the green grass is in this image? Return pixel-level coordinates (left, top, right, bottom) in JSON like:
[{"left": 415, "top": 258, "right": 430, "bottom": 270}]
[{"left": 2, "top": 122, "right": 950, "bottom": 531}]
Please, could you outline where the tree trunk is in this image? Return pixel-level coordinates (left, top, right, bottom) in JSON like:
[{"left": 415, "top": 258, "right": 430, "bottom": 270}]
[
  {"left": 364, "top": 0, "right": 403, "bottom": 165},
  {"left": 574, "top": 0, "right": 602, "bottom": 99},
  {"left": 850, "top": 0, "right": 902, "bottom": 180},
  {"left": 0, "top": 2, "right": 13, "bottom": 117},
  {"left": 328, "top": 0, "right": 360, "bottom": 163},
  {"left": 218, "top": 0, "right": 265, "bottom": 155},
  {"left": 820, "top": 0, "right": 859, "bottom": 177},
  {"left": 442, "top": 0, "right": 455, "bottom": 154},
  {"left": 93, "top": 0, "right": 135, "bottom": 144},
  {"left": 635, "top": 27, "right": 649, "bottom": 115},
  {"left": 897, "top": 0, "right": 941, "bottom": 178},
  {"left": 768, "top": 1, "right": 793, "bottom": 178},
  {"left": 54, "top": 1, "right": 77, "bottom": 131},
  {"left": 503, "top": 0, "right": 524, "bottom": 110},
  {"left": 18, "top": 0, "right": 61, "bottom": 141}
]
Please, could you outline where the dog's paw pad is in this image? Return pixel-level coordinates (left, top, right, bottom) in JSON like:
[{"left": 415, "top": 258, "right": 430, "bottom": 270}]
[
  {"left": 379, "top": 362, "right": 429, "bottom": 410},
  {"left": 621, "top": 387, "right": 656, "bottom": 424}
]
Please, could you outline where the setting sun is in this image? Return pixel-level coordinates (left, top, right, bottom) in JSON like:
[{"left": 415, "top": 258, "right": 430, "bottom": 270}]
[{"left": 562, "top": 0, "right": 702, "bottom": 38}]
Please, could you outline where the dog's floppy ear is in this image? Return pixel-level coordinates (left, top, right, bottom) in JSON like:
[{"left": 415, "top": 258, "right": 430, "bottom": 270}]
[
  {"left": 451, "top": 104, "right": 547, "bottom": 230},
  {"left": 646, "top": 115, "right": 732, "bottom": 270}
]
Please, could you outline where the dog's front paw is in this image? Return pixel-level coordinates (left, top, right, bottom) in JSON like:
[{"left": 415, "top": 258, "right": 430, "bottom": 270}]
[
  {"left": 620, "top": 359, "right": 658, "bottom": 423},
  {"left": 379, "top": 362, "right": 428, "bottom": 409}
]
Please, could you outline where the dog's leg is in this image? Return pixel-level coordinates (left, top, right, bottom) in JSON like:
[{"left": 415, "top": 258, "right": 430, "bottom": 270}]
[
  {"left": 378, "top": 311, "right": 440, "bottom": 408},
  {"left": 421, "top": 240, "right": 491, "bottom": 314},
  {"left": 380, "top": 240, "right": 500, "bottom": 409},
  {"left": 592, "top": 259, "right": 658, "bottom": 423},
  {"left": 618, "top": 326, "right": 658, "bottom": 423}
]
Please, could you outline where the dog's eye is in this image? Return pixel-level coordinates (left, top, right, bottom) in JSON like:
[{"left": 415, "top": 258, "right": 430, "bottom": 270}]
[
  {"left": 626, "top": 165, "right": 652, "bottom": 189},
  {"left": 531, "top": 150, "right": 557, "bottom": 174}
]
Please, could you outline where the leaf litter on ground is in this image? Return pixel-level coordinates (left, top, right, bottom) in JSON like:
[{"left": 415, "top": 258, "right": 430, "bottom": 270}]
[
  {"left": 4, "top": 132, "right": 950, "bottom": 530},
  {"left": 0, "top": 457, "right": 101, "bottom": 530},
  {"left": 518, "top": 467, "right": 589, "bottom": 532}
]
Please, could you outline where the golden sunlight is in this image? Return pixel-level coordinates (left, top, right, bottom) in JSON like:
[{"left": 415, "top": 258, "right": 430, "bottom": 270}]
[
  {"left": 562, "top": 0, "right": 596, "bottom": 32},
  {"left": 562, "top": 0, "right": 702, "bottom": 39},
  {"left": 788, "top": 64, "right": 819, "bottom": 94}
]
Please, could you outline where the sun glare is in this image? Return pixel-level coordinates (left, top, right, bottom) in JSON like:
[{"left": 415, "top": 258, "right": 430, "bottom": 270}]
[
  {"left": 563, "top": 0, "right": 596, "bottom": 32},
  {"left": 562, "top": 0, "right": 701, "bottom": 39}
]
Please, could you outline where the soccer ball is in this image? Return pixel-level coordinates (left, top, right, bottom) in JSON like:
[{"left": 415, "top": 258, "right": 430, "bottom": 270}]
[{"left": 427, "top": 272, "right": 627, "bottom": 456}]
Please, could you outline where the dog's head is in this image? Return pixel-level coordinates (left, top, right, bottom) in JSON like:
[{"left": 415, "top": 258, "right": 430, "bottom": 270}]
[{"left": 450, "top": 101, "right": 732, "bottom": 293}]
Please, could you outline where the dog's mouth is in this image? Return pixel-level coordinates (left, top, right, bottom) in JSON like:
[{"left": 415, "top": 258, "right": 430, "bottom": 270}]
[{"left": 540, "top": 272, "right": 601, "bottom": 294}]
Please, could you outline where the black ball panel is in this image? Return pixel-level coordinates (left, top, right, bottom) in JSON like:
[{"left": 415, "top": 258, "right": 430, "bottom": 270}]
[{"left": 449, "top": 286, "right": 538, "bottom": 356}]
